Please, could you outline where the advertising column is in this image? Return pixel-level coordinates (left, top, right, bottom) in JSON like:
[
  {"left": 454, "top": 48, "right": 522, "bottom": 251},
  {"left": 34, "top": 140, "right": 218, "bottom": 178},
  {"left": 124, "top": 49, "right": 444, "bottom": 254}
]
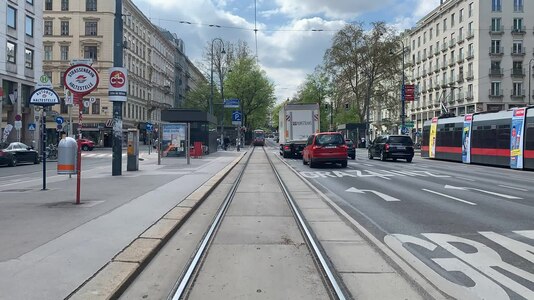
[
  {"left": 429, "top": 117, "right": 438, "bottom": 158},
  {"left": 462, "top": 114, "right": 473, "bottom": 164},
  {"left": 510, "top": 107, "right": 526, "bottom": 169}
]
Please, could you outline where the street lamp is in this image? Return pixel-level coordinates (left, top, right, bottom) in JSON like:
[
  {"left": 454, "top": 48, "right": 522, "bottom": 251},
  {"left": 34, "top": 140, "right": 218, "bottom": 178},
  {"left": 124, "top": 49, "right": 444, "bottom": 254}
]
[
  {"left": 210, "top": 38, "right": 226, "bottom": 116},
  {"left": 389, "top": 40, "right": 407, "bottom": 134},
  {"left": 529, "top": 58, "right": 534, "bottom": 106}
]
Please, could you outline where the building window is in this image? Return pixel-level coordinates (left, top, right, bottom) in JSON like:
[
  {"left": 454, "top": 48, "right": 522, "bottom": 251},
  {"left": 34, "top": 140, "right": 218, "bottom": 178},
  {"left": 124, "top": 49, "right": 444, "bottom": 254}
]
[
  {"left": 27, "top": 0, "right": 34, "bottom": 5},
  {"left": 430, "top": 28, "right": 433, "bottom": 39},
  {"left": 86, "top": 0, "right": 97, "bottom": 11},
  {"left": 61, "top": 0, "right": 68, "bottom": 11},
  {"left": 7, "top": 6, "right": 16, "bottom": 29},
  {"left": 61, "top": 21, "right": 69, "bottom": 36},
  {"left": 60, "top": 98, "right": 68, "bottom": 114},
  {"left": 44, "top": 71, "right": 53, "bottom": 84},
  {"left": 25, "top": 16, "right": 34, "bottom": 37},
  {"left": 443, "top": 19, "right": 447, "bottom": 31},
  {"left": 459, "top": 9, "right": 464, "bottom": 22},
  {"left": 491, "top": 82, "right": 501, "bottom": 95},
  {"left": 513, "top": 40, "right": 523, "bottom": 54},
  {"left": 451, "top": 13, "right": 455, "bottom": 27},
  {"left": 6, "top": 42, "right": 16, "bottom": 63},
  {"left": 513, "top": 18, "right": 523, "bottom": 31},
  {"left": 60, "top": 45, "right": 69, "bottom": 60},
  {"left": 468, "top": 3, "right": 473, "bottom": 17},
  {"left": 491, "top": 18, "right": 501, "bottom": 32},
  {"left": 44, "top": 20, "right": 53, "bottom": 35},
  {"left": 82, "top": 100, "right": 89, "bottom": 114},
  {"left": 44, "top": 45, "right": 52, "bottom": 60},
  {"left": 491, "top": 40, "right": 501, "bottom": 53},
  {"left": 514, "top": 0, "right": 523, "bottom": 12},
  {"left": 91, "top": 99, "right": 100, "bottom": 114},
  {"left": 45, "top": 0, "right": 52, "bottom": 10},
  {"left": 84, "top": 46, "right": 97, "bottom": 60},
  {"left": 25, "top": 49, "right": 34, "bottom": 69},
  {"left": 85, "top": 21, "right": 97, "bottom": 36},
  {"left": 436, "top": 23, "right": 440, "bottom": 35},
  {"left": 513, "top": 82, "right": 523, "bottom": 96},
  {"left": 60, "top": 71, "right": 65, "bottom": 87},
  {"left": 492, "top": 0, "right": 501, "bottom": 12},
  {"left": 418, "top": 36, "right": 421, "bottom": 47}
]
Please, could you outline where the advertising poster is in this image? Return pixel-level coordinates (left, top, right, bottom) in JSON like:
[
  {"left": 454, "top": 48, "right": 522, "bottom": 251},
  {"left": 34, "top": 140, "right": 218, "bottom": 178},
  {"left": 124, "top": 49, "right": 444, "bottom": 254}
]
[
  {"left": 510, "top": 108, "right": 526, "bottom": 169},
  {"left": 462, "top": 114, "right": 473, "bottom": 164},
  {"left": 162, "top": 124, "right": 186, "bottom": 157},
  {"left": 429, "top": 117, "right": 438, "bottom": 158}
]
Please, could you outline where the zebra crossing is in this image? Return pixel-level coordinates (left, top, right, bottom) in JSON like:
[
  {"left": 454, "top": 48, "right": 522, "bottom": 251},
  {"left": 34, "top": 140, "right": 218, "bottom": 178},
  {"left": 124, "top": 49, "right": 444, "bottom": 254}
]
[{"left": 81, "top": 152, "right": 126, "bottom": 158}]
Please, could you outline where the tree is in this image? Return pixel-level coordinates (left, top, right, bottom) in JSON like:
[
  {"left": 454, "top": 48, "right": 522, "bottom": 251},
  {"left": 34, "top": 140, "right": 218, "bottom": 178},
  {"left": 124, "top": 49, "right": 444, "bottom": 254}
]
[
  {"left": 293, "top": 68, "right": 332, "bottom": 131},
  {"left": 183, "top": 80, "right": 213, "bottom": 111}
]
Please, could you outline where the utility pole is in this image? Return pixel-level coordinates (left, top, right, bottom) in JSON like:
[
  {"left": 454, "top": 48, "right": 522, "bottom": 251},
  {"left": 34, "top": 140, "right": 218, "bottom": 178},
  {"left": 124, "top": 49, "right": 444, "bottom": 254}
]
[{"left": 112, "top": 0, "right": 124, "bottom": 176}]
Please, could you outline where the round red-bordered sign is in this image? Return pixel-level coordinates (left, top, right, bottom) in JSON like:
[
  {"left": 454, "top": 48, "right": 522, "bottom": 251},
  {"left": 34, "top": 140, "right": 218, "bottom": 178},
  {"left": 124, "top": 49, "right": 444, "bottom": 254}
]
[
  {"left": 63, "top": 64, "right": 99, "bottom": 95},
  {"left": 109, "top": 70, "right": 126, "bottom": 88}
]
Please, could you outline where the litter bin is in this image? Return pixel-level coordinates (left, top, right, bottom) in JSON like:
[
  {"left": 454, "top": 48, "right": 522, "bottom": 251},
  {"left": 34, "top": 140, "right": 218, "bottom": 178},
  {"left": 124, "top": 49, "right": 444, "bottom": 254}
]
[
  {"left": 57, "top": 137, "right": 77, "bottom": 174},
  {"left": 127, "top": 128, "right": 139, "bottom": 171}
]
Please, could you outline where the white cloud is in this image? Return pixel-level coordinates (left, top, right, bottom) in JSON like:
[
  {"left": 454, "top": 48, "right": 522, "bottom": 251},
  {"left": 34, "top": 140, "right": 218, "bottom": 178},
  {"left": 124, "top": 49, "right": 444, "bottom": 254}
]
[{"left": 273, "top": 0, "right": 394, "bottom": 19}]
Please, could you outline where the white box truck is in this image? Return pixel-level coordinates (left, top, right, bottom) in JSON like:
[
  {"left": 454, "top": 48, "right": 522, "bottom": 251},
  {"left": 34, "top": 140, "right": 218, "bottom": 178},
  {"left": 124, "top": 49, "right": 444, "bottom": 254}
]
[{"left": 278, "top": 103, "right": 320, "bottom": 158}]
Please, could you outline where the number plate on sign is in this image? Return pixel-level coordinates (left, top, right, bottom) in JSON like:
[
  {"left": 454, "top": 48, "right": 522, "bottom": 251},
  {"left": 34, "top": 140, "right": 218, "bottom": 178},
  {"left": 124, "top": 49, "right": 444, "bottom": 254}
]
[
  {"left": 325, "top": 145, "right": 337, "bottom": 148},
  {"left": 396, "top": 146, "right": 406, "bottom": 150}
]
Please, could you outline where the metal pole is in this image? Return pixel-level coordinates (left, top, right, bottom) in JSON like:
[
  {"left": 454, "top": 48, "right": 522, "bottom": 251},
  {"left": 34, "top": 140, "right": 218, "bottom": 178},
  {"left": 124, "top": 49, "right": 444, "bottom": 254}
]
[
  {"left": 330, "top": 102, "right": 333, "bottom": 131},
  {"left": 76, "top": 95, "right": 83, "bottom": 204},
  {"left": 529, "top": 58, "right": 533, "bottom": 106},
  {"left": 401, "top": 40, "right": 406, "bottom": 134},
  {"left": 41, "top": 110, "right": 47, "bottom": 190},
  {"left": 186, "top": 123, "right": 190, "bottom": 165},
  {"left": 157, "top": 123, "right": 161, "bottom": 165},
  {"left": 112, "top": 0, "right": 124, "bottom": 176}
]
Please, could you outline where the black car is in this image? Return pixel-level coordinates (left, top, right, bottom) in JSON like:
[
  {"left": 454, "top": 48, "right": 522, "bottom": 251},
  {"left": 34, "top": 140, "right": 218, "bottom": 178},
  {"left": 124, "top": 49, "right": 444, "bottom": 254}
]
[
  {"left": 345, "top": 139, "right": 356, "bottom": 160},
  {"left": 368, "top": 135, "right": 414, "bottom": 162},
  {"left": 0, "top": 142, "right": 40, "bottom": 166}
]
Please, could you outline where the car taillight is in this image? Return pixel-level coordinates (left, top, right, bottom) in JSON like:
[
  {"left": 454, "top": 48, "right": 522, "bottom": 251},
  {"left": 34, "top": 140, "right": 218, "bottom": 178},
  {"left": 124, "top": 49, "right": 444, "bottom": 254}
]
[
  {"left": 312, "top": 145, "right": 322, "bottom": 150},
  {"left": 0, "top": 151, "right": 5, "bottom": 157},
  {"left": 284, "top": 145, "right": 290, "bottom": 150},
  {"left": 385, "top": 143, "right": 390, "bottom": 151}
]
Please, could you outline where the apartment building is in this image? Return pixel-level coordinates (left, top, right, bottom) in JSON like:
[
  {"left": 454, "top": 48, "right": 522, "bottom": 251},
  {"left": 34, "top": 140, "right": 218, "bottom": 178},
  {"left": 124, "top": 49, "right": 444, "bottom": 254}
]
[
  {"left": 407, "top": 0, "right": 532, "bottom": 133},
  {"left": 43, "top": 0, "right": 175, "bottom": 146},
  {"left": 0, "top": 0, "right": 43, "bottom": 145}
]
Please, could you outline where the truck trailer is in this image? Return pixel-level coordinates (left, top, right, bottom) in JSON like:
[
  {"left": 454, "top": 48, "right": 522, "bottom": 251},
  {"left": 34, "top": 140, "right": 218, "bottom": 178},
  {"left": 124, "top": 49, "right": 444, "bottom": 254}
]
[{"left": 278, "top": 103, "right": 320, "bottom": 158}]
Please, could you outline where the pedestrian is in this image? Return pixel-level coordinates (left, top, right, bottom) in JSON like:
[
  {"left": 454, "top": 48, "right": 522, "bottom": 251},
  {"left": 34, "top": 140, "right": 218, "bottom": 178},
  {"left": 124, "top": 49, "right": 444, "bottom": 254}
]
[{"left": 223, "top": 136, "right": 230, "bottom": 150}]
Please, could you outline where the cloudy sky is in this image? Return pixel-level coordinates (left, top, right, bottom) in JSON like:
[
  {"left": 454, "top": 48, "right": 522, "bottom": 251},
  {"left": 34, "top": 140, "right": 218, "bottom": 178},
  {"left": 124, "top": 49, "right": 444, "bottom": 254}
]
[{"left": 133, "top": 0, "right": 441, "bottom": 103}]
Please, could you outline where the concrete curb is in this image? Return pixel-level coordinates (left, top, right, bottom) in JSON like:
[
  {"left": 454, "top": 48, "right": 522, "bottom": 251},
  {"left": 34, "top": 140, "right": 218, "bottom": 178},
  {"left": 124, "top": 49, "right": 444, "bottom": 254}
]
[{"left": 66, "top": 153, "right": 246, "bottom": 300}]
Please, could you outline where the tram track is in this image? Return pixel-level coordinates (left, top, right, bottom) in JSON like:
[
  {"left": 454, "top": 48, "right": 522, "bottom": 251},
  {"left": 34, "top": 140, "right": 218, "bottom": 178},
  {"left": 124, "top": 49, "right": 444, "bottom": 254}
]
[{"left": 166, "top": 146, "right": 349, "bottom": 300}]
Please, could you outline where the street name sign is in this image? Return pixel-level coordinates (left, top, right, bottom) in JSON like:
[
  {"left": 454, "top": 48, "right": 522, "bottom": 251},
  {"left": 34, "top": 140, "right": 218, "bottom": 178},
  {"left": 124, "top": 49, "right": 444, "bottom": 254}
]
[{"left": 224, "top": 98, "right": 240, "bottom": 108}]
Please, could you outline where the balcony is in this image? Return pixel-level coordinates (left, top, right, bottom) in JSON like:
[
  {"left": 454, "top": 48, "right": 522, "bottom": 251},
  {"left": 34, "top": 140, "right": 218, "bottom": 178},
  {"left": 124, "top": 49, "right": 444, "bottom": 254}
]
[
  {"left": 511, "top": 47, "right": 526, "bottom": 56},
  {"left": 441, "top": 80, "right": 449, "bottom": 88},
  {"left": 428, "top": 51, "right": 434, "bottom": 59},
  {"left": 466, "top": 51, "right": 474, "bottom": 60},
  {"left": 511, "top": 26, "right": 526, "bottom": 35},
  {"left": 422, "top": 54, "right": 427, "bottom": 61},
  {"left": 457, "top": 34, "right": 464, "bottom": 44},
  {"left": 466, "top": 90, "right": 474, "bottom": 100},
  {"left": 449, "top": 39, "right": 456, "bottom": 48},
  {"left": 489, "top": 89, "right": 504, "bottom": 98},
  {"left": 466, "top": 70, "right": 474, "bottom": 80},
  {"left": 511, "top": 89, "right": 526, "bottom": 99},
  {"left": 449, "top": 58, "right": 456, "bottom": 66},
  {"left": 511, "top": 68, "right": 525, "bottom": 77},
  {"left": 441, "top": 44, "right": 448, "bottom": 52},
  {"left": 449, "top": 77, "right": 456, "bottom": 85},
  {"left": 441, "top": 62, "right": 448, "bottom": 70},
  {"left": 457, "top": 54, "right": 464, "bottom": 63},
  {"left": 489, "top": 68, "right": 503, "bottom": 76},
  {"left": 434, "top": 48, "right": 440, "bottom": 56},
  {"left": 489, "top": 25, "right": 504, "bottom": 35},
  {"left": 457, "top": 74, "right": 464, "bottom": 83},
  {"left": 514, "top": 5, "right": 524, "bottom": 12},
  {"left": 457, "top": 92, "right": 465, "bottom": 102},
  {"left": 489, "top": 47, "right": 504, "bottom": 56},
  {"left": 466, "top": 30, "right": 474, "bottom": 40}
]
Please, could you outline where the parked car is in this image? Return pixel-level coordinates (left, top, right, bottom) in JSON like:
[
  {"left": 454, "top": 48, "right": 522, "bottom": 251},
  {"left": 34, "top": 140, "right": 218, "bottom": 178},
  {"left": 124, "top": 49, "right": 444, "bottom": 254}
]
[
  {"left": 302, "top": 132, "right": 348, "bottom": 168},
  {"left": 345, "top": 139, "right": 356, "bottom": 160},
  {"left": 0, "top": 142, "right": 40, "bottom": 166},
  {"left": 368, "top": 135, "right": 414, "bottom": 162},
  {"left": 78, "top": 139, "right": 95, "bottom": 151}
]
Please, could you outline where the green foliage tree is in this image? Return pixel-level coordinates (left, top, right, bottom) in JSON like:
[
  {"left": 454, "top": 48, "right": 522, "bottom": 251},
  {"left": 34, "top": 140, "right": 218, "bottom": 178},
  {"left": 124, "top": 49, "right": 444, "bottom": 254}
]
[{"left": 182, "top": 80, "right": 213, "bottom": 111}]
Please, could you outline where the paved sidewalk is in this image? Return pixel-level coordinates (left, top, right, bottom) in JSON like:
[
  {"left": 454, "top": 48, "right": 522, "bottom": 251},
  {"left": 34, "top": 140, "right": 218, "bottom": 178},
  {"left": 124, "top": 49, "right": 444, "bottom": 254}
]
[{"left": 0, "top": 152, "right": 240, "bottom": 300}]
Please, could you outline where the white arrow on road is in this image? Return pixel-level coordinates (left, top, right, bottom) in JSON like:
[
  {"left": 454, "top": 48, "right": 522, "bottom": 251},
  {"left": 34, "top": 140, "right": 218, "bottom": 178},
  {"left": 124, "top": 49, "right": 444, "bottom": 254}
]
[
  {"left": 346, "top": 187, "right": 400, "bottom": 202},
  {"left": 444, "top": 185, "right": 522, "bottom": 199}
]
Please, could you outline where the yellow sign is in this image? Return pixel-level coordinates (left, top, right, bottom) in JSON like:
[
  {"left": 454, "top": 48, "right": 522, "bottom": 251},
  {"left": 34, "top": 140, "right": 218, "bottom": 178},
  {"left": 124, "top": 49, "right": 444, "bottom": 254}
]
[{"left": 429, "top": 117, "right": 438, "bottom": 158}]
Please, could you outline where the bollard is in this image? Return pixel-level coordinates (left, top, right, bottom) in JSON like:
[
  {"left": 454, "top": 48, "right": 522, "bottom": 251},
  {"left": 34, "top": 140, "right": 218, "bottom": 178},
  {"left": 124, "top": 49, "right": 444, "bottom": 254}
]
[{"left": 57, "top": 137, "right": 77, "bottom": 174}]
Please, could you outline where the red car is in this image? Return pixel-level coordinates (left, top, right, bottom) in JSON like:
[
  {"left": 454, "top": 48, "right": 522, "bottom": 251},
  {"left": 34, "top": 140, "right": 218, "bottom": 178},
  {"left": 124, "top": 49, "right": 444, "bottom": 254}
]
[
  {"left": 302, "top": 132, "right": 348, "bottom": 168},
  {"left": 78, "top": 139, "right": 95, "bottom": 151}
]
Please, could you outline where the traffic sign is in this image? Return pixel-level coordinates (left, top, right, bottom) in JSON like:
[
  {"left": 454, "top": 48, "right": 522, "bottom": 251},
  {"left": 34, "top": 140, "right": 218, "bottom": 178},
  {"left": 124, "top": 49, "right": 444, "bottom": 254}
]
[
  {"left": 224, "top": 98, "right": 240, "bottom": 108},
  {"left": 401, "top": 127, "right": 409, "bottom": 134},
  {"left": 108, "top": 67, "right": 128, "bottom": 102},
  {"left": 29, "top": 88, "right": 60, "bottom": 106},
  {"left": 28, "top": 123, "right": 36, "bottom": 131},
  {"left": 36, "top": 74, "right": 53, "bottom": 89},
  {"left": 403, "top": 84, "right": 415, "bottom": 101},
  {"left": 15, "top": 114, "right": 21, "bottom": 121},
  {"left": 64, "top": 64, "right": 99, "bottom": 95},
  {"left": 14, "top": 120, "right": 22, "bottom": 130},
  {"left": 232, "top": 111, "right": 242, "bottom": 125},
  {"left": 146, "top": 123, "right": 154, "bottom": 132},
  {"left": 56, "top": 124, "right": 63, "bottom": 131},
  {"left": 55, "top": 116, "right": 65, "bottom": 124}
]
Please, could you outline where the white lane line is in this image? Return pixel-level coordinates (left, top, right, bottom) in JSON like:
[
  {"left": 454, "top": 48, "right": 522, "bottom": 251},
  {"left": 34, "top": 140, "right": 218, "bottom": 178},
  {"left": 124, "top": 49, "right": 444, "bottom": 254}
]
[
  {"left": 498, "top": 185, "right": 528, "bottom": 192},
  {"left": 456, "top": 176, "right": 476, "bottom": 182},
  {"left": 97, "top": 154, "right": 108, "bottom": 158},
  {"left": 362, "top": 163, "right": 374, "bottom": 167},
  {"left": 422, "top": 189, "right": 477, "bottom": 206}
]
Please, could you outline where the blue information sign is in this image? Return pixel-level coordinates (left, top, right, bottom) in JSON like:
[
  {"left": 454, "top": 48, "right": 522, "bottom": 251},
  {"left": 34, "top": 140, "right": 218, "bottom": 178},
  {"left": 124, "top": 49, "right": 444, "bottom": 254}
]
[
  {"left": 28, "top": 123, "right": 36, "bottom": 131},
  {"left": 55, "top": 116, "right": 64, "bottom": 124},
  {"left": 224, "top": 98, "right": 240, "bottom": 108},
  {"left": 146, "top": 123, "right": 153, "bottom": 132}
]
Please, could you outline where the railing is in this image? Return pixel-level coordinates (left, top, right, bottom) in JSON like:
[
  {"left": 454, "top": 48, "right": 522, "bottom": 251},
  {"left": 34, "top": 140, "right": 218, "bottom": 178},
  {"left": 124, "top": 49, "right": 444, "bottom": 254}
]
[
  {"left": 511, "top": 89, "right": 526, "bottom": 97},
  {"left": 466, "top": 29, "right": 474, "bottom": 39},
  {"left": 489, "top": 25, "right": 504, "bottom": 34},
  {"left": 466, "top": 90, "right": 473, "bottom": 100},
  {"left": 441, "top": 80, "right": 448, "bottom": 87},
  {"left": 511, "top": 47, "right": 525, "bottom": 55},
  {"left": 466, "top": 50, "right": 474, "bottom": 59},
  {"left": 489, "top": 89, "right": 503, "bottom": 97},
  {"left": 514, "top": 5, "right": 524, "bottom": 12},
  {"left": 457, "top": 74, "right": 464, "bottom": 83},
  {"left": 489, "top": 68, "right": 503, "bottom": 76},
  {"left": 449, "top": 77, "right": 456, "bottom": 84},
  {"left": 457, "top": 92, "right": 465, "bottom": 100},
  {"left": 457, "top": 53, "right": 464, "bottom": 63},
  {"left": 466, "top": 70, "right": 474, "bottom": 80},
  {"left": 511, "top": 26, "right": 526, "bottom": 34},
  {"left": 435, "top": 63, "right": 440, "bottom": 72},
  {"left": 489, "top": 46, "right": 504, "bottom": 55},
  {"left": 434, "top": 48, "right": 440, "bottom": 55},
  {"left": 449, "top": 58, "right": 455, "bottom": 66},
  {"left": 512, "top": 68, "right": 525, "bottom": 76},
  {"left": 457, "top": 34, "right": 464, "bottom": 43},
  {"left": 442, "top": 44, "right": 448, "bottom": 51},
  {"left": 449, "top": 39, "right": 456, "bottom": 48}
]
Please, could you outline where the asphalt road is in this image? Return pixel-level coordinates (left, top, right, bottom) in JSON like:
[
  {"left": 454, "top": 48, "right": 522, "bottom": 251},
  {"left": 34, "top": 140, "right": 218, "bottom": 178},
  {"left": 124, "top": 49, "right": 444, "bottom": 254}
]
[{"left": 266, "top": 139, "right": 534, "bottom": 300}]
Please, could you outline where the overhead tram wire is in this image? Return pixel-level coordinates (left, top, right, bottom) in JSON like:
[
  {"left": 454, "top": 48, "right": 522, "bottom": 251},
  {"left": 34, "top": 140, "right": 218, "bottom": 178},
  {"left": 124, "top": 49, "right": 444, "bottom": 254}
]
[{"left": 254, "top": 0, "right": 258, "bottom": 63}]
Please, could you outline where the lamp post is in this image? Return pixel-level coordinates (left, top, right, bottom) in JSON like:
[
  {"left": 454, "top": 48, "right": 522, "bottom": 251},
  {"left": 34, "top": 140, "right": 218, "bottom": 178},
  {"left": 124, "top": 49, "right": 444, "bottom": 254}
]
[
  {"left": 210, "top": 38, "right": 225, "bottom": 116},
  {"left": 390, "top": 40, "right": 406, "bottom": 134},
  {"left": 529, "top": 58, "right": 534, "bottom": 106}
]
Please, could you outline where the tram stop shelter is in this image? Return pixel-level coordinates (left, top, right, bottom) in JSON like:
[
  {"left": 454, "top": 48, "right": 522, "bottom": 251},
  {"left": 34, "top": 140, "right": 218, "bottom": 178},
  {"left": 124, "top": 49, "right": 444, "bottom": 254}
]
[
  {"left": 161, "top": 109, "right": 218, "bottom": 154},
  {"left": 337, "top": 123, "right": 367, "bottom": 148}
]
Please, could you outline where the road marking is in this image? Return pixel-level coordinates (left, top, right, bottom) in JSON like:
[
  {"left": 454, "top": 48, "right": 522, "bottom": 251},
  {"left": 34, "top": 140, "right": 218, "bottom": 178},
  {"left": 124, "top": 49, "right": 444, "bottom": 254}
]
[
  {"left": 346, "top": 187, "right": 401, "bottom": 201},
  {"left": 361, "top": 163, "right": 374, "bottom": 167},
  {"left": 456, "top": 176, "right": 476, "bottom": 182},
  {"left": 498, "top": 185, "right": 528, "bottom": 192},
  {"left": 445, "top": 185, "right": 522, "bottom": 200},
  {"left": 422, "top": 189, "right": 476, "bottom": 205}
]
